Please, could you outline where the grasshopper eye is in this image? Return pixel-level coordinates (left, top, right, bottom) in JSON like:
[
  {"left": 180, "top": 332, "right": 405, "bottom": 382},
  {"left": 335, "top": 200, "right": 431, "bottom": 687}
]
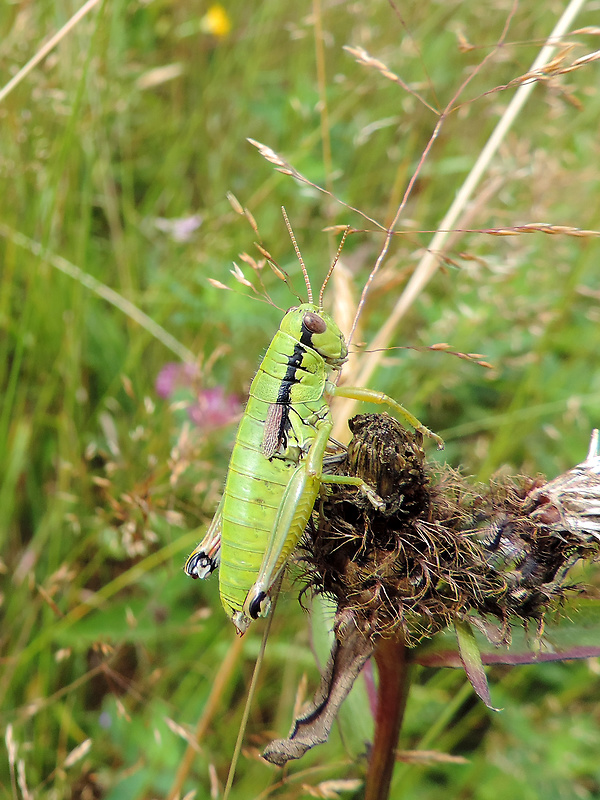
[{"left": 303, "top": 312, "right": 327, "bottom": 334}]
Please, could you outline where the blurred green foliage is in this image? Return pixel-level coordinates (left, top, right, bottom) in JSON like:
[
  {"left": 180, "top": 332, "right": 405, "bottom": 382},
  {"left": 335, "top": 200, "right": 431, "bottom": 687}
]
[{"left": 1, "top": 1, "right": 600, "bottom": 798}]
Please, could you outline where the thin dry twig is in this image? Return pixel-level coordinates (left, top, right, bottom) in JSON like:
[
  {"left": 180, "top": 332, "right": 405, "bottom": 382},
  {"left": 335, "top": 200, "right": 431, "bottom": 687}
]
[
  {"left": 166, "top": 636, "right": 244, "bottom": 800},
  {"left": 0, "top": 0, "right": 102, "bottom": 105},
  {"left": 247, "top": 138, "right": 386, "bottom": 233},
  {"left": 332, "top": 0, "right": 589, "bottom": 438},
  {"left": 341, "top": 0, "right": 520, "bottom": 354},
  {"left": 343, "top": 45, "right": 439, "bottom": 114}
]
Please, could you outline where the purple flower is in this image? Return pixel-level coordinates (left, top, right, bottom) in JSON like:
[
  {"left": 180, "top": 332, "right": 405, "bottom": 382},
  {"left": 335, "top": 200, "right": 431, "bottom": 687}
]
[
  {"left": 156, "top": 363, "right": 241, "bottom": 430},
  {"left": 188, "top": 386, "right": 242, "bottom": 429},
  {"left": 155, "top": 362, "right": 198, "bottom": 399},
  {"left": 153, "top": 215, "right": 203, "bottom": 243}
]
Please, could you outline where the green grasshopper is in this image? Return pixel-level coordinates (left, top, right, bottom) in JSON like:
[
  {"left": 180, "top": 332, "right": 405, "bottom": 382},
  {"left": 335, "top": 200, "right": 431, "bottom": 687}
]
[{"left": 185, "top": 227, "right": 443, "bottom": 634}]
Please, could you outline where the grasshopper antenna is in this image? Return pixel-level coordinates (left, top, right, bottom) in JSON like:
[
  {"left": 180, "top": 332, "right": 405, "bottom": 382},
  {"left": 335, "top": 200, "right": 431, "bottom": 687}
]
[
  {"left": 319, "top": 226, "right": 350, "bottom": 309},
  {"left": 282, "top": 207, "right": 313, "bottom": 304}
]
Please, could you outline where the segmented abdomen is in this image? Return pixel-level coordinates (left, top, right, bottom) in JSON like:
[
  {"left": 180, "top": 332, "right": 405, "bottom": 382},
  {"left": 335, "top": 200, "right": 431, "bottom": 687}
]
[
  {"left": 218, "top": 399, "right": 294, "bottom": 616},
  {"left": 218, "top": 326, "right": 331, "bottom": 619}
]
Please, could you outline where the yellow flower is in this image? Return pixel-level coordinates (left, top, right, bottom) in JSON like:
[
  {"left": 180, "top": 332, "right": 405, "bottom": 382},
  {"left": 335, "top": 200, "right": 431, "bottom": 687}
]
[{"left": 200, "top": 4, "right": 231, "bottom": 38}]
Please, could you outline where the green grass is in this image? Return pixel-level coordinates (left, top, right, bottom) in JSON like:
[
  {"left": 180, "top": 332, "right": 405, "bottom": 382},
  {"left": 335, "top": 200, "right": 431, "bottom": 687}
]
[{"left": 1, "top": 1, "right": 600, "bottom": 798}]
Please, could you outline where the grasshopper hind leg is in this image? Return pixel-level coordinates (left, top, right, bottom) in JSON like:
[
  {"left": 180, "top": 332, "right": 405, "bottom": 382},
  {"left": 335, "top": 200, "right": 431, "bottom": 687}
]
[
  {"left": 232, "top": 592, "right": 272, "bottom": 636},
  {"left": 184, "top": 496, "right": 223, "bottom": 579},
  {"left": 248, "top": 591, "right": 271, "bottom": 620}
]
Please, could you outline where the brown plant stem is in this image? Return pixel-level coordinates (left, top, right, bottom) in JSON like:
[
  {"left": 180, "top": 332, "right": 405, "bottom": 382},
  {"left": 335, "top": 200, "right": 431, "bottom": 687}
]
[
  {"left": 365, "top": 634, "right": 411, "bottom": 800},
  {"left": 167, "top": 635, "right": 244, "bottom": 800}
]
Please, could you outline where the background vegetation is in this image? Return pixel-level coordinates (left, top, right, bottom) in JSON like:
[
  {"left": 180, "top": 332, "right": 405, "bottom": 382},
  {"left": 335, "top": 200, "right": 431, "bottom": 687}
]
[{"left": 1, "top": 1, "right": 600, "bottom": 798}]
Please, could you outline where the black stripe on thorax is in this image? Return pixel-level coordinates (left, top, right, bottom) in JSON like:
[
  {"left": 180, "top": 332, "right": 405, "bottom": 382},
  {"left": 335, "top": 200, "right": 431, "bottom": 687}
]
[
  {"left": 276, "top": 342, "right": 306, "bottom": 404},
  {"left": 263, "top": 324, "right": 312, "bottom": 458},
  {"left": 262, "top": 343, "right": 303, "bottom": 459},
  {"left": 276, "top": 321, "right": 315, "bottom": 405},
  {"left": 267, "top": 324, "right": 316, "bottom": 456}
]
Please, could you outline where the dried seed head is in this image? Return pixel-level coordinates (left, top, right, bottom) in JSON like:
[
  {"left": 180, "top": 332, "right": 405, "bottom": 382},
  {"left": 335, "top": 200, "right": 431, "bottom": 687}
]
[{"left": 300, "top": 414, "right": 600, "bottom": 648}]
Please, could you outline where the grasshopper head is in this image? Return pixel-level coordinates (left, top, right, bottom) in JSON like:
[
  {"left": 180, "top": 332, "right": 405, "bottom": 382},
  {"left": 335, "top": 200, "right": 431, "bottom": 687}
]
[{"left": 280, "top": 303, "right": 347, "bottom": 367}]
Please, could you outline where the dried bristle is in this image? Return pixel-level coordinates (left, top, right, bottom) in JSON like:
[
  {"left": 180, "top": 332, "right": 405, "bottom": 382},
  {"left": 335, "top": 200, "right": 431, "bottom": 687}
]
[
  {"left": 301, "top": 413, "right": 600, "bottom": 648},
  {"left": 282, "top": 207, "right": 312, "bottom": 304},
  {"left": 319, "top": 226, "right": 350, "bottom": 309}
]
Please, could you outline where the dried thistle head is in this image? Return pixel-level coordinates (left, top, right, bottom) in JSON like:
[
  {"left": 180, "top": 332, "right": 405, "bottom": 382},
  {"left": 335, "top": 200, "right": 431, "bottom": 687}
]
[{"left": 300, "top": 414, "right": 600, "bottom": 648}]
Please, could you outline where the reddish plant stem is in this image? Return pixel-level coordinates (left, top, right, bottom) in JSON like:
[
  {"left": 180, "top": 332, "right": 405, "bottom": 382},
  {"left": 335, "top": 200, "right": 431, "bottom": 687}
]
[{"left": 365, "top": 635, "right": 411, "bottom": 800}]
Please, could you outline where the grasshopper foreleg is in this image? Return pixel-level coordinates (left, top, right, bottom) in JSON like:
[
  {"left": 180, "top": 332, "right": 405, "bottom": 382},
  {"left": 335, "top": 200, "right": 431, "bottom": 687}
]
[{"left": 321, "top": 473, "right": 385, "bottom": 510}]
